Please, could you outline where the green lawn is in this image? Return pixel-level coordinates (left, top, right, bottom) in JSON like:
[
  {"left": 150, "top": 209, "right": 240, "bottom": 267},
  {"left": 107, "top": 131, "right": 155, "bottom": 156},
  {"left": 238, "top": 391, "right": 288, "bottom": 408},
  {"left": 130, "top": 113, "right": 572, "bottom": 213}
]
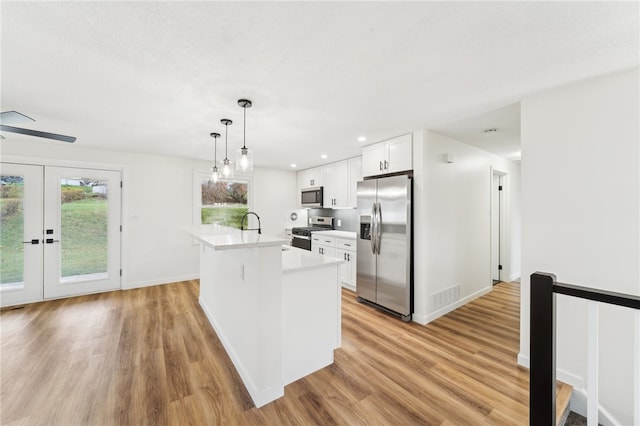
[
  {"left": 0, "top": 197, "right": 108, "bottom": 284},
  {"left": 60, "top": 199, "right": 108, "bottom": 277},
  {"left": 0, "top": 199, "right": 25, "bottom": 284},
  {"left": 202, "top": 205, "right": 248, "bottom": 229}
]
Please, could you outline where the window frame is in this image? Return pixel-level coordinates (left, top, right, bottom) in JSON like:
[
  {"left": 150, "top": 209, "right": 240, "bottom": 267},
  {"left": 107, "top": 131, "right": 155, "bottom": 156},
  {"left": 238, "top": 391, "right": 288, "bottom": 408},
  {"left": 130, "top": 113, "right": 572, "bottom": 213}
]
[{"left": 193, "top": 169, "right": 254, "bottom": 228}]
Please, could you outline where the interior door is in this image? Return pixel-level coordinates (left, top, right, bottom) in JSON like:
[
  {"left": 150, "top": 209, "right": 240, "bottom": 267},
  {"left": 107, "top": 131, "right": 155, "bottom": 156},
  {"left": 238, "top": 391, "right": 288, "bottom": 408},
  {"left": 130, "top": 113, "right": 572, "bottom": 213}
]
[
  {"left": 43, "top": 167, "right": 121, "bottom": 299},
  {"left": 0, "top": 163, "right": 44, "bottom": 306}
]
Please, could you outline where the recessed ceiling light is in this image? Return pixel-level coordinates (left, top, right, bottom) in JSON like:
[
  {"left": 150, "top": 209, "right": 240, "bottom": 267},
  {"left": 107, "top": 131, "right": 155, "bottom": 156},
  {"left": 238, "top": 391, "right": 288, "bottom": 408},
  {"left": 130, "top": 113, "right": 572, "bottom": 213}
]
[
  {"left": 358, "top": 136, "right": 367, "bottom": 142},
  {"left": 483, "top": 128, "right": 497, "bottom": 134},
  {"left": 321, "top": 154, "right": 327, "bottom": 159},
  {"left": 290, "top": 163, "right": 297, "bottom": 168}
]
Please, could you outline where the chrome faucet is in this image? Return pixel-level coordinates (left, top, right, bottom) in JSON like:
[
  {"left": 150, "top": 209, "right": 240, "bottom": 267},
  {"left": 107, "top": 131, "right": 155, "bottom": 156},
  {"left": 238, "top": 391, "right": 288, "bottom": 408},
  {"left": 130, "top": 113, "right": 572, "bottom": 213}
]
[{"left": 240, "top": 211, "right": 261, "bottom": 234}]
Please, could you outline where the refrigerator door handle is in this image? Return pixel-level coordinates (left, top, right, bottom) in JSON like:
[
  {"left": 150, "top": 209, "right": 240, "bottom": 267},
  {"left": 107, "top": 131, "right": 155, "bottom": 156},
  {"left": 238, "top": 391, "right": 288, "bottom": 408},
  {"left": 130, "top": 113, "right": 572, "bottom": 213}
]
[
  {"left": 370, "top": 203, "right": 377, "bottom": 254},
  {"left": 375, "top": 202, "right": 382, "bottom": 255}
]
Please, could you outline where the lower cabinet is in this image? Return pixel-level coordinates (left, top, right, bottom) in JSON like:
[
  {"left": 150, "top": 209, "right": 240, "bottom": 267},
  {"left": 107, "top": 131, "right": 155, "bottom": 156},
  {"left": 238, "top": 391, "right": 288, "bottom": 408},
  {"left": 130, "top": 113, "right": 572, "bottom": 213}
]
[
  {"left": 313, "top": 234, "right": 357, "bottom": 291},
  {"left": 335, "top": 238, "right": 356, "bottom": 291}
]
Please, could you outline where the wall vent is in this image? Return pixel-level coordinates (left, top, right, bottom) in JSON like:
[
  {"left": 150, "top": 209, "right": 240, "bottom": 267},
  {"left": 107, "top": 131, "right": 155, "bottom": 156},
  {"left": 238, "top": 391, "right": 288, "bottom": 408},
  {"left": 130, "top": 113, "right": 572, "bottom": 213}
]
[{"left": 431, "top": 284, "right": 461, "bottom": 309}]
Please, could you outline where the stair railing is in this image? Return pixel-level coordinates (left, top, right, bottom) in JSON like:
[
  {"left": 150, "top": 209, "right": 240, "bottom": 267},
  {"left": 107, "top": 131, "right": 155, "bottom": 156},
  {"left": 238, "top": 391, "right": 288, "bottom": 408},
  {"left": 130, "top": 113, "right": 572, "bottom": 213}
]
[{"left": 529, "top": 272, "right": 640, "bottom": 426}]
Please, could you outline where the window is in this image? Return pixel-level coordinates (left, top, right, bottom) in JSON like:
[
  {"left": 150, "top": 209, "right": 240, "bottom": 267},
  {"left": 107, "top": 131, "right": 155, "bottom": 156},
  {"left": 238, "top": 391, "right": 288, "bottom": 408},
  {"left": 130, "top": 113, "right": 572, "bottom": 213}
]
[{"left": 194, "top": 171, "right": 252, "bottom": 229}]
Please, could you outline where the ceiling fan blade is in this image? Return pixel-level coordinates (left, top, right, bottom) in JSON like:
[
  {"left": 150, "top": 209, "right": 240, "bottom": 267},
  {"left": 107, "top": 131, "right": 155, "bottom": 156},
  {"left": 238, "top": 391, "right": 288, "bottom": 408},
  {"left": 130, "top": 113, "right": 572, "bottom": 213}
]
[
  {"left": 0, "top": 111, "right": 35, "bottom": 125},
  {"left": 0, "top": 125, "right": 76, "bottom": 143}
]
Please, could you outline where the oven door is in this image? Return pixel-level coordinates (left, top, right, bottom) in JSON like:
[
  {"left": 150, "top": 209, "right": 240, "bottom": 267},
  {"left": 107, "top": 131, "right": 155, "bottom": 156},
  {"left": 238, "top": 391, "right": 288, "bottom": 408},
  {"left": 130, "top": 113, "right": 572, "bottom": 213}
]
[{"left": 291, "top": 235, "right": 312, "bottom": 251}]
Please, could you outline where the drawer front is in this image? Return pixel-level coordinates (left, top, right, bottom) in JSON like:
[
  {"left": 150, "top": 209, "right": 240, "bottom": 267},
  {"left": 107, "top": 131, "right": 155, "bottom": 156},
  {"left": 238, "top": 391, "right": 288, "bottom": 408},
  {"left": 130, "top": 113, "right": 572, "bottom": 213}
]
[
  {"left": 336, "top": 238, "right": 356, "bottom": 251},
  {"left": 312, "top": 235, "right": 336, "bottom": 247}
]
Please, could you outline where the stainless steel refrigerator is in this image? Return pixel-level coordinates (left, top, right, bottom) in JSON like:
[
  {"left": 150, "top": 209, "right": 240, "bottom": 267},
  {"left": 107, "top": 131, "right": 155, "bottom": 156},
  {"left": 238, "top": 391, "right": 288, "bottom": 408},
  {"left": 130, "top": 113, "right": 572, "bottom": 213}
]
[{"left": 356, "top": 174, "right": 412, "bottom": 321}]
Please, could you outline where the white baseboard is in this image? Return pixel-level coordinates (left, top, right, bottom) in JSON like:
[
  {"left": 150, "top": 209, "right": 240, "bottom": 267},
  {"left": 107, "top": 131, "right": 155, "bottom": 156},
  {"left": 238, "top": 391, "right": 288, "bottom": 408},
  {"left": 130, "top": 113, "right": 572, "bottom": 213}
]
[
  {"left": 124, "top": 274, "right": 199, "bottom": 289},
  {"left": 509, "top": 274, "right": 521, "bottom": 283},
  {"left": 341, "top": 282, "right": 356, "bottom": 292},
  {"left": 413, "top": 286, "right": 493, "bottom": 325},
  {"left": 199, "top": 297, "right": 284, "bottom": 408},
  {"left": 517, "top": 352, "right": 529, "bottom": 368},
  {"left": 569, "top": 388, "right": 620, "bottom": 426},
  {"left": 517, "top": 353, "right": 584, "bottom": 389},
  {"left": 517, "top": 354, "right": 622, "bottom": 425}
]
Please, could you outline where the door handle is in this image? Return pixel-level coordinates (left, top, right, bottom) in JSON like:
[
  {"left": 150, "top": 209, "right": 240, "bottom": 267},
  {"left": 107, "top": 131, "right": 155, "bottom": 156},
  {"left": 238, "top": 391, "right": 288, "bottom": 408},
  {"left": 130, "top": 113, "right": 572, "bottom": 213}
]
[
  {"left": 375, "top": 202, "right": 382, "bottom": 255},
  {"left": 370, "top": 203, "right": 377, "bottom": 255},
  {"left": 45, "top": 238, "right": 60, "bottom": 244},
  {"left": 22, "top": 239, "right": 40, "bottom": 245}
]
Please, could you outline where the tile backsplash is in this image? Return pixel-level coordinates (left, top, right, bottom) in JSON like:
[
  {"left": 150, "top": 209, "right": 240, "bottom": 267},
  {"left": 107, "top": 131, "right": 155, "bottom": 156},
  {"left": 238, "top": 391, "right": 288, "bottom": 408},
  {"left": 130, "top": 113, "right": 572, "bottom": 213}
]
[{"left": 308, "top": 208, "right": 358, "bottom": 232}]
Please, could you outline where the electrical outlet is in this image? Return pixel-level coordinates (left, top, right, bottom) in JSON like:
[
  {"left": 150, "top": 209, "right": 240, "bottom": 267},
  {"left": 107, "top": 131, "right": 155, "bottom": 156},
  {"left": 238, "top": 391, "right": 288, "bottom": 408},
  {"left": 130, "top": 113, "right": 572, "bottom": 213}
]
[{"left": 337, "top": 219, "right": 342, "bottom": 227}]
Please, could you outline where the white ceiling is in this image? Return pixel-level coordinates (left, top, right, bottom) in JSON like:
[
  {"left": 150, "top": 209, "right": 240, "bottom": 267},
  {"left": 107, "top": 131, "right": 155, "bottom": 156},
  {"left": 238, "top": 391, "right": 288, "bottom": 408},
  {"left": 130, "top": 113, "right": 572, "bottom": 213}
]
[{"left": 1, "top": 2, "right": 638, "bottom": 170}]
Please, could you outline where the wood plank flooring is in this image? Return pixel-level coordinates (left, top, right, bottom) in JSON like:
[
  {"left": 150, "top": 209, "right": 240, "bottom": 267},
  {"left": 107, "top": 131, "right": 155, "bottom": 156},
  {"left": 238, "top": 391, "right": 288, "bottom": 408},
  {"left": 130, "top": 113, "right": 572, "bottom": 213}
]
[{"left": 1, "top": 281, "right": 565, "bottom": 425}]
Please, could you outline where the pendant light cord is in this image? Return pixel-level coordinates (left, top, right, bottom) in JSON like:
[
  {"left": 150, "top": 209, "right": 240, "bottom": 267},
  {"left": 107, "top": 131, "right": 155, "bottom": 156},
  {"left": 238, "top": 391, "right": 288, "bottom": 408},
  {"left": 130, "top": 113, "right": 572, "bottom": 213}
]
[
  {"left": 225, "top": 122, "right": 228, "bottom": 160},
  {"left": 242, "top": 105, "right": 247, "bottom": 150}
]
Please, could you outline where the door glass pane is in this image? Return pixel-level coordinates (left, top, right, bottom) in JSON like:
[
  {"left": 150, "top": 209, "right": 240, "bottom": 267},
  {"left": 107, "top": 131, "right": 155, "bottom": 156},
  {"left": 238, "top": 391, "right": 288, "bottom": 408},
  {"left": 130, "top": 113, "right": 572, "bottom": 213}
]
[
  {"left": 60, "top": 178, "right": 108, "bottom": 282},
  {"left": 201, "top": 179, "right": 248, "bottom": 228},
  {"left": 0, "top": 176, "right": 25, "bottom": 288}
]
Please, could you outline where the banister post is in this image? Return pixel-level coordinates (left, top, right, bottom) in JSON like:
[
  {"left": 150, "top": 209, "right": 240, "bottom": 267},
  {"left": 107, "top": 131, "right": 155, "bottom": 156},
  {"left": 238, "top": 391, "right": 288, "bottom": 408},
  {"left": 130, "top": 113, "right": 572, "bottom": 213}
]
[{"left": 530, "top": 272, "right": 557, "bottom": 426}]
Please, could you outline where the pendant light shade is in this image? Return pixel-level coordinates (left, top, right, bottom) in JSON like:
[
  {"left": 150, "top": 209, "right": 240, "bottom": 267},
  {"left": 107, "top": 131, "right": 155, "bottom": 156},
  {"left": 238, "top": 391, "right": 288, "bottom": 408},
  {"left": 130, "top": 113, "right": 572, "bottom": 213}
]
[
  {"left": 220, "top": 118, "right": 234, "bottom": 179},
  {"left": 235, "top": 98, "right": 253, "bottom": 172},
  {"left": 209, "top": 132, "right": 220, "bottom": 183}
]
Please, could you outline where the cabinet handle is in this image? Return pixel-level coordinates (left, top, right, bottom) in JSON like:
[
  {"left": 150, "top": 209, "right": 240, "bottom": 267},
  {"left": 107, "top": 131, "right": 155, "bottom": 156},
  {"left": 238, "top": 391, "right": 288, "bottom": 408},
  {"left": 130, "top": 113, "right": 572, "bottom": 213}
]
[
  {"left": 347, "top": 253, "right": 350, "bottom": 261},
  {"left": 384, "top": 160, "right": 389, "bottom": 170},
  {"left": 379, "top": 161, "right": 383, "bottom": 171}
]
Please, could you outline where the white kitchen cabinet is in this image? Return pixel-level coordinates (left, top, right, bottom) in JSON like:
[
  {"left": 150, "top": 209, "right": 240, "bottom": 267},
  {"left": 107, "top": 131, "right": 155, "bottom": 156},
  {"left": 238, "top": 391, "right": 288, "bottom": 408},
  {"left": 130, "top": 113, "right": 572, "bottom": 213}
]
[
  {"left": 347, "top": 156, "right": 362, "bottom": 208},
  {"left": 335, "top": 238, "right": 357, "bottom": 291},
  {"left": 361, "top": 133, "right": 412, "bottom": 177},
  {"left": 298, "top": 156, "right": 361, "bottom": 209},
  {"left": 299, "top": 166, "right": 324, "bottom": 188},
  {"left": 324, "top": 161, "right": 348, "bottom": 208},
  {"left": 313, "top": 231, "right": 357, "bottom": 290},
  {"left": 312, "top": 234, "right": 336, "bottom": 257}
]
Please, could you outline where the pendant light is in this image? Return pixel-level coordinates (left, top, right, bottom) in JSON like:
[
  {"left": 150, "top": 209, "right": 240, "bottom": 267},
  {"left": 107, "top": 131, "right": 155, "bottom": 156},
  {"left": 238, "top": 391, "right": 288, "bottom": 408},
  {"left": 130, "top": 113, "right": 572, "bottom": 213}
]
[
  {"left": 235, "top": 98, "right": 253, "bottom": 172},
  {"left": 209, "top": 132, "right": 221, "bottom": 182},
  {"left": 220, "top": 118, "right": 234, "bottom": 178}
]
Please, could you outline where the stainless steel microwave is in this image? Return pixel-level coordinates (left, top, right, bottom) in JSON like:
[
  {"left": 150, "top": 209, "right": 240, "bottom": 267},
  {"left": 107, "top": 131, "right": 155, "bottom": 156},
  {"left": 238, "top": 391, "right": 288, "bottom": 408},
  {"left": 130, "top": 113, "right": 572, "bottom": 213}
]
[{"left": 301, "top": 187, "right": 323, "bottom": 208}]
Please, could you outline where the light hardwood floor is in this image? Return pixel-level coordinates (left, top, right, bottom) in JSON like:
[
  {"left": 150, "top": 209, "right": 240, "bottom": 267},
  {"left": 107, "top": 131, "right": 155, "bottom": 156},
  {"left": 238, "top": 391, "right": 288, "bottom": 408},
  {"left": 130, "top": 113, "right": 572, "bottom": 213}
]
[{"left": 1, "top": 281, "right": 566, "bottom": 425}]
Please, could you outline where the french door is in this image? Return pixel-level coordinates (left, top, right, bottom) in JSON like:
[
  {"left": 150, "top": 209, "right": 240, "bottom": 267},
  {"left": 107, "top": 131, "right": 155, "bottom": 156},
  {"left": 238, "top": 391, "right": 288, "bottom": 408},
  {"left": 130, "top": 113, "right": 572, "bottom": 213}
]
[{"left": 0, "top": 163, "right": 121, "bottom": 307}]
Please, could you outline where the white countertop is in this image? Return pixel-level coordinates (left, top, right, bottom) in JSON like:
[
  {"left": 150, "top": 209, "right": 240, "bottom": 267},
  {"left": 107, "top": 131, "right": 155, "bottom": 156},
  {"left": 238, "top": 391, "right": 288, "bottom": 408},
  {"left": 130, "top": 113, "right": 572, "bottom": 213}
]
[
  {"left": 311, "top": 230, "right": 357, "bottom": 239},
  {"left": 186, "top": 224, "right": 287, "bottom": 250},
  {"left": 282, "top": 245, "right": 344, "bottom": 273}
]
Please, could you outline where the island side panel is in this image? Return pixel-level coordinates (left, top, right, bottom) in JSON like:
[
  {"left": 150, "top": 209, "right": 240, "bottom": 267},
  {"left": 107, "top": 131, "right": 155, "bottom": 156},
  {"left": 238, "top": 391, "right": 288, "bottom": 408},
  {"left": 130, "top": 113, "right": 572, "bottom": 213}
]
[
  {"left": 282, "top": 264, "right": 341, "bottom": 385},
  {"left": 198, "top": 244, "right": 284, "bottom": 407}
]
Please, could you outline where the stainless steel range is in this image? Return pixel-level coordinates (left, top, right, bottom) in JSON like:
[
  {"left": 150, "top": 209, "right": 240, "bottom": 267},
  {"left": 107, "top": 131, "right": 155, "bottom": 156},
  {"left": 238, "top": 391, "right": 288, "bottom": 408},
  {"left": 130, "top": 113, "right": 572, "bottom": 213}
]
[{"left": 291, "top": 216, "right": 334, "bottom": 251}]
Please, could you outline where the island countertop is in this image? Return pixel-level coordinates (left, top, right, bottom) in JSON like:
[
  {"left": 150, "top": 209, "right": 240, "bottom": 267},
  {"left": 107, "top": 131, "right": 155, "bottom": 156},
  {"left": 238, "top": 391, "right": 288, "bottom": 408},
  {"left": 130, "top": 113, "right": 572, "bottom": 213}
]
[{"left": 186, "top": 224, "right": 287, "bottom": 250}]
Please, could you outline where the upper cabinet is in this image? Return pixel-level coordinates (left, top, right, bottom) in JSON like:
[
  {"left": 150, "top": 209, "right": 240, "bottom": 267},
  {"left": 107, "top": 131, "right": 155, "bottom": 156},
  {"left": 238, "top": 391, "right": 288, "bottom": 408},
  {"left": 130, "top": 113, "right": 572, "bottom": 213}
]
[
  {"left": 324, "top": 160, "right": 348, "bottom": 208},
  {"left": 298, "top": 166, "right": 324, "bottom": 188},
  {"left": 297, "top": 156, "right": 362, "bottom": 209},
  {"left": 362, "top": 133, "right": 413, "bottom": 177},
  {"left": 347, "top": 156, "right": 362, "bottom": 208}
]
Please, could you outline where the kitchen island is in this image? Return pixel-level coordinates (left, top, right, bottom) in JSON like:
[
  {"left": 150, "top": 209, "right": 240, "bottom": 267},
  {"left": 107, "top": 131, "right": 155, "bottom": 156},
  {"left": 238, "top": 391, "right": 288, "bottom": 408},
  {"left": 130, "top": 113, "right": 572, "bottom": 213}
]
[{"left": 188, "top": 225, "right": 343, "bottom": 408}]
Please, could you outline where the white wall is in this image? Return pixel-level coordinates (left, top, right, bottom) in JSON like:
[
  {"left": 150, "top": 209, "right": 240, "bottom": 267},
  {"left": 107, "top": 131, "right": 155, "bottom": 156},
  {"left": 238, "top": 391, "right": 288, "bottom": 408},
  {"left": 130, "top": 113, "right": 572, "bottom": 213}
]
[
  {"left": 0, "top": 140, "right": 300, "bottom": 289},
  {"left": 412, "top": 129, "right": 521, "bottom": 324},
  {"left": 520, "top": 67, "right": 639, "bottom": 424}
]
